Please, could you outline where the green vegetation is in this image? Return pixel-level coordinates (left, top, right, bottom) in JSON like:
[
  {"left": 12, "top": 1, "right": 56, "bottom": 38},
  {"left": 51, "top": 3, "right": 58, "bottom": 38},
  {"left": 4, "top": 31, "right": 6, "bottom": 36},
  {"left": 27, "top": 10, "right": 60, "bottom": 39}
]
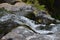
[
  {"left": 22, "top": 0, "right": 45, "bottom": 10},
  {"left": 24, "top": 0, "right": 60, "bottom": 20},
  {"left": 38, "top": 0, "right": 60, "bottom": 20}
]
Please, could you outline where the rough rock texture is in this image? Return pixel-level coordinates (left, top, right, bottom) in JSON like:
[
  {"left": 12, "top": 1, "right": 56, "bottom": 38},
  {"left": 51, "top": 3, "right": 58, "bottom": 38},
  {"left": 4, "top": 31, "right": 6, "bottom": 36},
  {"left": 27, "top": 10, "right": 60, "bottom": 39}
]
[
  {"left": 0, "top": 2, "right": 33, "bottom": 11},
  {"left": 0, "top": 2, "right": 34, "bottom": 39},
  {"left": 0, "top": 2, "right": 34, "bottom": 17},
  {"left": 0, "top": 0, "right": 21, "bottom": 4},
  {"left": 0, "top": 2, "right": 60, "bottom": 40},
  {"left": 1, "top": 26, "right": 60, "bottom": 40}
]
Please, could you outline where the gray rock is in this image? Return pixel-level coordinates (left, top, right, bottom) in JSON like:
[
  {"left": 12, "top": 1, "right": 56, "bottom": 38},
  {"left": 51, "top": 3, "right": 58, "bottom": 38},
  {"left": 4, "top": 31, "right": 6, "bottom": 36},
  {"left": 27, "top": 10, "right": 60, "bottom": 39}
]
[
  {"left": 0, "top": 0, "right": 21, "bottom": 4},
  {"left": 35, "top": 10, "right": 57, "bottom": 24},
  {"left": 0, "top": 3, "right": 34, "bottom": 12},
  {"left": 1, "top": 26, "right": 34, "bottom": 40},
  {"left": 0, "top": 2, "right": 60, "bottom": 40},
  {"left": 1, "top": 26, "right": 60, "bottom": 40},
  {"left": 0, "top": 19, "right": 19, "bottom": 38}
]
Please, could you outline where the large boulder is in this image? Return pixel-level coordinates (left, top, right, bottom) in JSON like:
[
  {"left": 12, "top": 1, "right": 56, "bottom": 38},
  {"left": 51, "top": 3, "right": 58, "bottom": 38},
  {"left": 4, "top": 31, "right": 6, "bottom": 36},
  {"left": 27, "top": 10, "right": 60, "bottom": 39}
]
[
  {"left": 0, "top": 2, "right": 34, "bottom": 38},
  {"left": 1, "top": 26, "right": 60, "bottom": 40},
  {"left": 0, "top": 2, "right": 33, "bottom": 11},
  {"left": 0, "top": 2, "right": 60, "bottom": 40}
]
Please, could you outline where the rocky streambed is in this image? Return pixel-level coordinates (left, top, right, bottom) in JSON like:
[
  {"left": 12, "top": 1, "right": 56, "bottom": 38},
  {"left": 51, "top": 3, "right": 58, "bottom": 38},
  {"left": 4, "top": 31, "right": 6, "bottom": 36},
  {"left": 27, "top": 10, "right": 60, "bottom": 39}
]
[{"left": 0, "top": 3, "right": 60, "bottom": 40}]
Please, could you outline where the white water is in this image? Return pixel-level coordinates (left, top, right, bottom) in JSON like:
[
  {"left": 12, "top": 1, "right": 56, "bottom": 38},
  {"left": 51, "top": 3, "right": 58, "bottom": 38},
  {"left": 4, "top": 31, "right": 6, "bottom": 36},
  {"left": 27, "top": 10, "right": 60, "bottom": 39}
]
[{"left": 0, "top": 14, "right": 59, "bottom": 34}]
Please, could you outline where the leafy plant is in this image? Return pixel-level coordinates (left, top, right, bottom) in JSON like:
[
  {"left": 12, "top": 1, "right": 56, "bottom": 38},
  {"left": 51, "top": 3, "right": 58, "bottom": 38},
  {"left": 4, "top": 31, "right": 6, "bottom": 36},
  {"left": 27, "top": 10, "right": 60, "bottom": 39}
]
[{"left": 22, "top": 0, "right": 45, "bottom": 10}]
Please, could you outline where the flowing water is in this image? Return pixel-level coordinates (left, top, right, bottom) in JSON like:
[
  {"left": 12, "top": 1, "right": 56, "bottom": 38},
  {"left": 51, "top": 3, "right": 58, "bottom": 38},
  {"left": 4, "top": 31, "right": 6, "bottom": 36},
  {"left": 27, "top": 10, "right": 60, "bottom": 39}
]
[
  {"left": 0, "top": 8, "right": 60, "bottom": 40},
  {"left": 0, "top": 13, "right": 60, "bottom": 35}
]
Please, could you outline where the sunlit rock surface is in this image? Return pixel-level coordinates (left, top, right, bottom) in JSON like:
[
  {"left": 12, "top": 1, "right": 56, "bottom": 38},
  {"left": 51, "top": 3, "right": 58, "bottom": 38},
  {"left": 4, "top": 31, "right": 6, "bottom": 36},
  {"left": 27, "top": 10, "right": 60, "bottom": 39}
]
[
  {"left": 1, "top": 26, "right": 60, "bottom": 40},
  {"left": 0, "top": 0, "right": 21, "bottom": 4},
  {"left": 0, "top": 2, "right": 33, "bottom": 12}
]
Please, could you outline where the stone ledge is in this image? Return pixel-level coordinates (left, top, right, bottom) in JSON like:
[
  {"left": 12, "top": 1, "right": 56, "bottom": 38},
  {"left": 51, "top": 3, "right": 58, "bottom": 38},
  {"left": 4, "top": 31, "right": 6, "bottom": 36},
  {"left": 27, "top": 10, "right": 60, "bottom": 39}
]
[{"left": 1, "top": 26, "right": 60, "bottom": 40}]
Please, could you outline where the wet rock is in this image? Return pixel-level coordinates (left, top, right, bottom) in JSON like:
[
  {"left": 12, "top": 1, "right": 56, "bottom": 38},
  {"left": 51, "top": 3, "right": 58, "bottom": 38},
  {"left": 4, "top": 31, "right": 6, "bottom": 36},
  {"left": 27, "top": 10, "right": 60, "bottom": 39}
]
[
  {"left": 0, "top": 7, "right": 60, "bottom": 37},
  {"left": 0, "top": 2, "right": 60, "bottom": 40},
  {"left": 35, "top": 11, "right": 56, "bottom": 24}
]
